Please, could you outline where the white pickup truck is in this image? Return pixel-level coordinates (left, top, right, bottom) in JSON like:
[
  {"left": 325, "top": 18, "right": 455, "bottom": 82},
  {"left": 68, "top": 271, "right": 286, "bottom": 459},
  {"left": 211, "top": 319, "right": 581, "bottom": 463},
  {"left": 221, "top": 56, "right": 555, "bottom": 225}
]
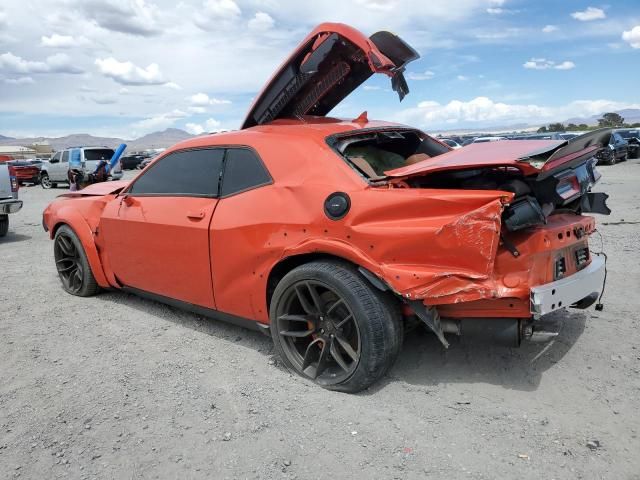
[
  {"left": 0, "top": 164, "right": 23, "bottom": 237},
  {"left": 39, "top": 146, "right": 123, "bottom": 189}
]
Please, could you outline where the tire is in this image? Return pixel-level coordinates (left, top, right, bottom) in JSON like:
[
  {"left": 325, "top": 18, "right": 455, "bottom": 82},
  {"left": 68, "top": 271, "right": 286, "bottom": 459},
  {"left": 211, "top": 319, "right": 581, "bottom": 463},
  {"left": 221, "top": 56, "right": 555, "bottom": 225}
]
[
  {"left": 40, "top": 172, "right": 52, "bottom": 189},
  {"left": 270, "top": 260, "right": 402, "bottom": 393},
  {"left": 53, "top": 225, "right": 99, "bottom": 297},
  {"left": 0, "top": 214, "right": 8, "bottom": 237}
]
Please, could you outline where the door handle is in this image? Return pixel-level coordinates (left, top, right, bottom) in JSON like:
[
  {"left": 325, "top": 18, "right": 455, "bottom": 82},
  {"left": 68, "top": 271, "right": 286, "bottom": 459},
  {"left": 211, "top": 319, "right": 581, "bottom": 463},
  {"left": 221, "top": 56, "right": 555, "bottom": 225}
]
[{"left": 187, "top": 211, "right": 206, "bottom": 220}]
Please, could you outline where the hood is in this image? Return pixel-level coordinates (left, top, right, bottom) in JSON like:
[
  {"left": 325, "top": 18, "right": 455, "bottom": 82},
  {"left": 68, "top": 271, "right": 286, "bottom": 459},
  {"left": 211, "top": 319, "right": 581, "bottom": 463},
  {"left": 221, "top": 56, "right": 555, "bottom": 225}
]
[
  {"left": 241, "top": 23, "right": 419, "bottom": 129},
  {"left": 59, "top": 180, "right": 129, "bottom": 197},
  {"left": 385, "top": 128, "right": 613, "bottom": 179}
]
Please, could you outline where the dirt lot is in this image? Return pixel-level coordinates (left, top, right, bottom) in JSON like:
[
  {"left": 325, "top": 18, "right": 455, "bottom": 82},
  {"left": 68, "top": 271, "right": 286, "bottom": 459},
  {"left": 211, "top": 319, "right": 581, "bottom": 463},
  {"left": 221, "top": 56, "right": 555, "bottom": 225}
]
[{"left": 1, "top": 161, "right": 639, "bottom": 480}]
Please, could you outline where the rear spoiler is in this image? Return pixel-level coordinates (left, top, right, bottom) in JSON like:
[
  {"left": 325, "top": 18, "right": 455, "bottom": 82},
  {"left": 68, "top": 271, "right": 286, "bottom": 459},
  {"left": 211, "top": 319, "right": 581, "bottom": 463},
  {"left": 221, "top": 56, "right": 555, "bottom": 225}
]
[{"left": 518, "top": 128, "right": 612, "bottom": 170}]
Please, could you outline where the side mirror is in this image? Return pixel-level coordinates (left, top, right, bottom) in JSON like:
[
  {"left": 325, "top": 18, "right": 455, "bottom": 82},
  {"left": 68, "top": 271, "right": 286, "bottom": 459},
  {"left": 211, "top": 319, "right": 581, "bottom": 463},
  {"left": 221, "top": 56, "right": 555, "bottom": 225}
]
[{"left": 50, "top": 158, "right": 58, "bottom": 164}]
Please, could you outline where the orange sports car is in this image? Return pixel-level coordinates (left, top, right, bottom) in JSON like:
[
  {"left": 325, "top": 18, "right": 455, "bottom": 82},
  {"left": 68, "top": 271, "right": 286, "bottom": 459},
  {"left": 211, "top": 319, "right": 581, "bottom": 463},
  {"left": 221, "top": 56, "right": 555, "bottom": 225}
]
[{"left": 43, "top": 23, "right": 610, "bottom": 392}]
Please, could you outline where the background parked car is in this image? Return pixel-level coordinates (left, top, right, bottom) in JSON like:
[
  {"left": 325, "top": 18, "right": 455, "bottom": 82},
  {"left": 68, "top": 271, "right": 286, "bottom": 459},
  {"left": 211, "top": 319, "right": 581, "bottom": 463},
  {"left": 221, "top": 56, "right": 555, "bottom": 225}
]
[
  {"left": 595, "top": 132, "right": 628, "bottom": 165},
  {"left": 0, "top": 163, "right": 22, "bottom": 237},
  {"left": 614, "top": 128, "right": 639, "bottom": 159},
  {"left": 40, "top": 147, "right": 123, "bottom": 189},
  {"left": 7, "top": 160, "right": 40, "bottom": 185},
  {"left": 470, "top": 136, "right": 506, "bottom": 144},
  {"left": 120, "top": 154, "right": 147, "bottom": 170},
  {"left": 439, "top": 138, "right": 462, "bottom": 149}
]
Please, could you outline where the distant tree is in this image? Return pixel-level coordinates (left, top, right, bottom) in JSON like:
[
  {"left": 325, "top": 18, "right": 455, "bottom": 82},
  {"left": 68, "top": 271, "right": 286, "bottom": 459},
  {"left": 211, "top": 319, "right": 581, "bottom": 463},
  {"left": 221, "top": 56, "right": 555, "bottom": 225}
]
[
  {"left": 631, "top": 122, "right": 640, "bottom": 128},
  {"left": 548, "top": 122, "right": 566, "bottom": 132},
  {"left": 537, "top": 126, "right": 548, "bottom": 133},
  {"left": 578, "top": 123, "right": 589, "bottom": 129},
  {"left": 598, "top": 112, "right": 624, "bottom": 127},
  {"left": 566, "top": 123, "right": 579, "bottom": 131}
]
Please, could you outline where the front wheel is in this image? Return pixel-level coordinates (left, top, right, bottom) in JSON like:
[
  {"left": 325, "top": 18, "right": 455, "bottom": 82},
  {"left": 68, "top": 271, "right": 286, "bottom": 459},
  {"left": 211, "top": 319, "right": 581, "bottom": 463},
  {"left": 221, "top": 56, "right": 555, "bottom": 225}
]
[
  {"left": 270, "top": 261, "right": 402, "bottom": 393},
  {"left": 40, "top": 172, "right": 52, "bottom": 189},
  {"left": 53, "top": 225, "right": 99, "bottom": 296}
]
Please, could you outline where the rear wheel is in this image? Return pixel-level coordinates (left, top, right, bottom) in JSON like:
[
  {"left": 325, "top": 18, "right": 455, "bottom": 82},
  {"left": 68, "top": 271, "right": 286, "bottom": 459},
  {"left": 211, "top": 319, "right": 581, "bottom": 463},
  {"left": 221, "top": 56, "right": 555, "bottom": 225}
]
[
  {"left": 270, "top": 260, "right": 402, "bottom": 393},
  {"left": 0, "top": 214, "right": 8, "bottom": 237},
  {"left": 40, "top": 172, "right": 52, "bottom": 189},
  {"left": 53, "top": 225, "right": 99, "bottom": 296}
]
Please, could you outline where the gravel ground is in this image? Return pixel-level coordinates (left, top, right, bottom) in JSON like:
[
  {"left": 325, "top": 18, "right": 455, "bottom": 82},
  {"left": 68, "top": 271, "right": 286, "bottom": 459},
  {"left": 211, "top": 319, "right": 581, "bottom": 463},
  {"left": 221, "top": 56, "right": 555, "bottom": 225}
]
[{"left": 1, "top": 161, "right": 639, "bottom": 480}]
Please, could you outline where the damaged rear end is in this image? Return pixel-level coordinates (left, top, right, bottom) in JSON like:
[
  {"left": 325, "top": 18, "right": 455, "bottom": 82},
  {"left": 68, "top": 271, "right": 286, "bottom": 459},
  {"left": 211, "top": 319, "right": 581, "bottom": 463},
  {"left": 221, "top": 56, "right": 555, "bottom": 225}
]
[{"left": 329, "top": 128, "right": 612, "bottom": 347}]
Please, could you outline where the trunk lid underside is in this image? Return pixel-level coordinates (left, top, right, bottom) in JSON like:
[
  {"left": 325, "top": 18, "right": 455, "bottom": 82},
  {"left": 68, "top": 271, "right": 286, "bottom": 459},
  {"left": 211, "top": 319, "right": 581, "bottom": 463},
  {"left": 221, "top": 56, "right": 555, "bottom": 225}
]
[{"left": 242, "top": 23, "right": 419, "bottom": 129}]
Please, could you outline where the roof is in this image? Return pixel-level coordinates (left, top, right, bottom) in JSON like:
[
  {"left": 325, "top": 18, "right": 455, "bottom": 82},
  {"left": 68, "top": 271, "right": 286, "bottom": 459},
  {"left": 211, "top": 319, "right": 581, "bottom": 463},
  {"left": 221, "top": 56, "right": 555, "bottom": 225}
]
[{"left": 165, "top": 116, "right": 409, "bottom": 152}]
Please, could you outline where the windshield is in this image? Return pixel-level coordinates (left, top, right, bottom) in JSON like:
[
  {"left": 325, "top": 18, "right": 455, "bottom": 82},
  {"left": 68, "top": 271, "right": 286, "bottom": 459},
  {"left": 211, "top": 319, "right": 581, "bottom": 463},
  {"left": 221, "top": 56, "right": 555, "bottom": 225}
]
[{"left": 84, "top": 149, "right": 115, "bottom": 161}]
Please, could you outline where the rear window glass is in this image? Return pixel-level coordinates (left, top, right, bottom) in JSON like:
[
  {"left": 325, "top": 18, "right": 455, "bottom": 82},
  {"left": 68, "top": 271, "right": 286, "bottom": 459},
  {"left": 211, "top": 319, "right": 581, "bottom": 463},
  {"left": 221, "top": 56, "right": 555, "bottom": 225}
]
[{"left": 84, "top": 149, "right": 115, "bottom": 161}]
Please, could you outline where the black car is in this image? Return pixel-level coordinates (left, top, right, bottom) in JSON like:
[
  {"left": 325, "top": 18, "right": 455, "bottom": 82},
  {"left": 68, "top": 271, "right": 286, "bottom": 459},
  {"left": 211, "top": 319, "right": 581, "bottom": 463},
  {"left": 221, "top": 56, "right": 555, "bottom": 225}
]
[
  {"left": 595, "top": 132, "right": 628, "bottom": 165},
  {"left": 120, "top": 154, "right": 147, "bottom": 170},
  {"left": 614, "top": 128, "right": 639, "bottom": 159}
]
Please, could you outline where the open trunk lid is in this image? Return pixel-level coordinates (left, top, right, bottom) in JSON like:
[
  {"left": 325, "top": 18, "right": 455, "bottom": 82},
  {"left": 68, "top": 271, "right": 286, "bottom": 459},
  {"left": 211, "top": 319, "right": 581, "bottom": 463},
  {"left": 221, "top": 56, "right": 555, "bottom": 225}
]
[{"left": 241, "top": 22, "right": 419, "bottom": 129}]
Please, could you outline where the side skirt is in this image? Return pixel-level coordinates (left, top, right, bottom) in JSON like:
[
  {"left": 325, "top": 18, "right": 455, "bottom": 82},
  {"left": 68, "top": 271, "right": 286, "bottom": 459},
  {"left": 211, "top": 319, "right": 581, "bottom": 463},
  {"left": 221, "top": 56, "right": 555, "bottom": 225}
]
[{"left": 122, "top": 286, "right": 271, "bottom": 336}]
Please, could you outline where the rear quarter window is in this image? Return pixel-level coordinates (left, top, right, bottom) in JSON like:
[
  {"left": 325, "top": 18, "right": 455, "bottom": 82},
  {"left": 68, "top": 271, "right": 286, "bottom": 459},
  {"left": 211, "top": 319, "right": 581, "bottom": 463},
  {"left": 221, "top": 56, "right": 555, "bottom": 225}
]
[{"left": 220, "top": 148, "right": 272, "bottom": 197}]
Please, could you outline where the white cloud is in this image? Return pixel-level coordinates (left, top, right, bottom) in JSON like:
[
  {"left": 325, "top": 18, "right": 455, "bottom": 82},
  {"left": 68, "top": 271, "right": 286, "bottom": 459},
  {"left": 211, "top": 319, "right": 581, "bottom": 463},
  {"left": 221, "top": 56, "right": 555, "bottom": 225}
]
[
  {"left": 163, "top": 81, "right": 182, "bottom": 90},
  {"left": 75, "top": 0, "right": 161, "bottom": 36},
  {"left": 486, "top": 8, "right": 504, "bottom": 14},
  {"left": 95, "top": 57, "right": 166, "bottom": 85},
  {"left": 3, "top": 76, "right": 34, "bottom": 85},
  {"left": 542, "top": 25, "right": 558, "bottom": 33},
  {"left": 523, "top": 58, "right": 575, "bottom": 70},
  {"left": 622, "top": 26, "right": 640, "bottom": 48},
  {"left": 571, "top": 7, "right": 605, "bottom": 21},
  {"left": 554, "top": 61, "right": 576, "bottom": 70},
  {"left": 248, "top": 12, "right": 275, "bottom": 31},
  {"left": 0, "top": 51, "right": 82, "bottom": 74},
  {"left": 396, "top": 96, "right": 640, "bottom": 129},
  {"left": 189, "top": 92, "right": 231, "bottom": 106},
  {"left": 185, "top": 118, "right": 223, "bottom": 135},
  {"left": 203, "top": 0, "right": 241, "bottom": 19},
  {"left": 362, "top": 85, "right": 381, "bottom": 90},
  {"left": 407, "top": 70, "right": 435, "bottom": 80},
  {"left": 196, "top": 0, "right": 241, "bottom": 29},
  {"left": 133, "top": 109, "right": 188, "bottom": 133},
  {"left": 457, "top": 75, "right": 469, "bottom": 81},
  {"left": 41, "top": 34, "right": 90, "bottom": 48}
]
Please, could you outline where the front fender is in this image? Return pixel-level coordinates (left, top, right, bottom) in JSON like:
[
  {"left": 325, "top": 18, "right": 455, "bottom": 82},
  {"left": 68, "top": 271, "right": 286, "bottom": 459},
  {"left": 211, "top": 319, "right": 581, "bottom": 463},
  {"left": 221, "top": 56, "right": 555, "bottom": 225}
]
[{"left": 48, "top": 206, "right": 110, "bottom": 288}]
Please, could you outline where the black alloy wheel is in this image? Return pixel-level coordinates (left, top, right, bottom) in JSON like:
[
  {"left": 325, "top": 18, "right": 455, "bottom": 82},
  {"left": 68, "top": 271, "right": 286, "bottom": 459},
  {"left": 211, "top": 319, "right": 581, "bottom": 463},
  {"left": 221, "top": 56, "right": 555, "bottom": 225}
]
[
  {"left": 53, "top": 225, "right": 99, "bottom": 296},
  {"left": 270, "top": 261, "right": 402, "bottom": 393}
]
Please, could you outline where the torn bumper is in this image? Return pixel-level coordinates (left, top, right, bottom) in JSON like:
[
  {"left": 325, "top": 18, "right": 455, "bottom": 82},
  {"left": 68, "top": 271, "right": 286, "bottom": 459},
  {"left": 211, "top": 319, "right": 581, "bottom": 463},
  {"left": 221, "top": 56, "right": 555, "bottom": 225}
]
[{"left": 530, "top": 255, "right": 605, "bottom": 316}]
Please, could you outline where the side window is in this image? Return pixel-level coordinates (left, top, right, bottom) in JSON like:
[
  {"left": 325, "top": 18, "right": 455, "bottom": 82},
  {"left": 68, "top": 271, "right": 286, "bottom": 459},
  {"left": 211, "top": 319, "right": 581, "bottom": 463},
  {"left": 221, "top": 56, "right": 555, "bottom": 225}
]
[
  {"left": 220, "top": 148, "right": 272, "bottom": 197},
  {"left": 61, "top": 151, "right": 69, "bottom": 163},
  {"left": 129, "top": 148, "right": 224, "bottom": 196},
  {"left": 51, "top": 152, "right": 61, "bottom": 162}
]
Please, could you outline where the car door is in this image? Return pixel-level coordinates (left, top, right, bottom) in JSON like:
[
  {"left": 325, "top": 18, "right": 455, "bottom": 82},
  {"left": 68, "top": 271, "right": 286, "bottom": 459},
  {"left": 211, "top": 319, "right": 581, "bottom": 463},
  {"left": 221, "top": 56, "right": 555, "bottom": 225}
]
[
  {"left": 100, "top": 148, "right": 224, "bottom": 309},
  {"left": 47, "top": 152, "right": 61, "bottom": 178},
  {"left": 52, "top": 151, "right": 69, "bottom": 181}
]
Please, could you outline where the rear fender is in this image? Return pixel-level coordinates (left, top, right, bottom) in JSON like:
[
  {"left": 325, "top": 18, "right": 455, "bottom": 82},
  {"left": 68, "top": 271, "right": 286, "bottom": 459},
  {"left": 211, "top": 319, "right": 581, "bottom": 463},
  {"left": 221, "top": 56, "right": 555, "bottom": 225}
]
[{"left": 51, "top": 207, "right": 109, "bottom": 288}]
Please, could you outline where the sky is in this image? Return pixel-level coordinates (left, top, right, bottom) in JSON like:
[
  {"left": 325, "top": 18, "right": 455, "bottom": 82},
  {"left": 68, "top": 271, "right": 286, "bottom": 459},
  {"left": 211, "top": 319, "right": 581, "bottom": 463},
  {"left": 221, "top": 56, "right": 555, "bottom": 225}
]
[{"left": 0, "top": 0, "right": 639, "bottom": 138}]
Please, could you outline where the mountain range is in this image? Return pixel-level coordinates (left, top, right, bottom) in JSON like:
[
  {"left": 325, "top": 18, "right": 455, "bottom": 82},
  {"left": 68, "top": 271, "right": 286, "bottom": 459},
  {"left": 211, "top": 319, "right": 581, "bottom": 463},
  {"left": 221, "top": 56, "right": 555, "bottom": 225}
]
[
  {"left": 2, "top": 108, "right": 639, "bottom": 148},
  {"left": 0, "top": 128, "right": 195, "bottom": 151}
]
